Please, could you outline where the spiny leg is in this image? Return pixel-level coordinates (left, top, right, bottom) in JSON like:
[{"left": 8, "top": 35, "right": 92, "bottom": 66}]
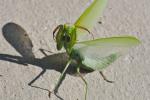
[
  {"left": 49, "top": 59, "right": 72, "bottom": 97},
  {"left": 77, "top": 65, "right": 88, "bottom": 100},
  {"left": 99, "top": 71, "right": 114, "bottom": 83},
  {"left": 75, "top": 25, "right": 94, "bottom": 40},
  {"left": 53, "top": 25, "right": 63, "bottom": 40}
]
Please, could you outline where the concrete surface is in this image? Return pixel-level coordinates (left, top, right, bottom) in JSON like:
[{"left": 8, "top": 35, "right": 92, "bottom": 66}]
[{"left": 0, "top": 0, "right": 150, "bottom": 100}]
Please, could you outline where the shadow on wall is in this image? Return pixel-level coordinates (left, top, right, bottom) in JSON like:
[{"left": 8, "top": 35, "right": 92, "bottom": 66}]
[{"left": 0, "top": 22, "right": 93, "bottom": 99}]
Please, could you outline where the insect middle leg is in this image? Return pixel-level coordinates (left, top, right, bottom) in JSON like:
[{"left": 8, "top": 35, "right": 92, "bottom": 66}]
[
  {"left": 49, "top": 59, "right": 72, "bottom": 97},
  {"left": 77, "top": 65, "right": 88, "bottom": 100}
]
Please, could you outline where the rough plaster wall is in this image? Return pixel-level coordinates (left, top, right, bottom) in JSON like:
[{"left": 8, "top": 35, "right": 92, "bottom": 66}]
[{"left": 0, "top": 0, "right": 150, "bottom": 100}]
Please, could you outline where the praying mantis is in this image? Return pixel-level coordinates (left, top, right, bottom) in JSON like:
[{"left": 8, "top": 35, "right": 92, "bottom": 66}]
[{"left": 49, "top": 0, "right": 140, "bottom": 100}]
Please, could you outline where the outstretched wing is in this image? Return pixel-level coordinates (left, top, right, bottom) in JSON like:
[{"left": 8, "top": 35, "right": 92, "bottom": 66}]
[
  {"left": 72, "top": 36, "right": 140, "bottom": 71},
  {"left": 74, "top": 0, "right": 107, "bottom": 40}
]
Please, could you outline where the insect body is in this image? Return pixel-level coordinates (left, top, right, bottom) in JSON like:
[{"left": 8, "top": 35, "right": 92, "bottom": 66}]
[{"left": 50, "top": 0, "right": 141, "bottom": 100}]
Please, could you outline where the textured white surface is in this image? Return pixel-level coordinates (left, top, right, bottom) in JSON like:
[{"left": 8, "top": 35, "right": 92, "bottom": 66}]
[{"left": 0, "top": 0, "right": 150, "bottom": 100}]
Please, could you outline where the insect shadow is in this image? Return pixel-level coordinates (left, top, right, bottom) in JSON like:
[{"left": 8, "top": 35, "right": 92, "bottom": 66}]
[{"left": 0, "top": 22, "right": 93, "bottom": 99}]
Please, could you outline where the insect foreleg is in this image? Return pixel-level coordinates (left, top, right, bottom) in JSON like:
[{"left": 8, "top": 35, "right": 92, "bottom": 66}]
[
  {"left": 53, "top": 24, "right": 63, "bottom": 40},
  {"left": 77, "top": 65, "right": 88, "bottom": 100},
  {"left": 99, "top": 71, "right": 114, "bottom": 83}
]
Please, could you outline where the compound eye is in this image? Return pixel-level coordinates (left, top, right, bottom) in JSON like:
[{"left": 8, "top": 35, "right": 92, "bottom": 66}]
[
  {"left": 62, "top": 35, "right": 71, "bottom": 42},
  {"left": 66, "top": 35, "right": 71, "bottom": 42}
]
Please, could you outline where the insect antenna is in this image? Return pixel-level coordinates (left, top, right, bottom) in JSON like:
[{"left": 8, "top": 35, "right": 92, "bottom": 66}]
[{"left": 75, "top": 25, "right": 94, "bottom": 40}]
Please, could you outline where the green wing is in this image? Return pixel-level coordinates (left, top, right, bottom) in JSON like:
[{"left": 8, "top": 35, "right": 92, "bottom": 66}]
[
  {"left": 72, "top": 36, "right": 140, "bottom": 71},
  {"left": 74, "top": 0, "right": 107, "bottom": 40}
]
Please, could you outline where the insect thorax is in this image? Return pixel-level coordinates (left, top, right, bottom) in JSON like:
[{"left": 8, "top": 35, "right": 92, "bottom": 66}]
[{"left": 70, "top": 48, "right": 84, "bottom": 63}]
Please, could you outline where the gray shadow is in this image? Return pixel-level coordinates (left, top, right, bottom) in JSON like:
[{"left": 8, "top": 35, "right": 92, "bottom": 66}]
[
  {"left": 2, "top": 22, "right": 35, "bottom": 61},
  {"left": 1, "top": 22, "right": 93, "bottom": 100}
]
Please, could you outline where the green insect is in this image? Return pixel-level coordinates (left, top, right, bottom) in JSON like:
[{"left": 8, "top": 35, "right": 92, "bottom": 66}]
[{"left": 50, "top": 0, "right": 141, "bottom": 100}]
